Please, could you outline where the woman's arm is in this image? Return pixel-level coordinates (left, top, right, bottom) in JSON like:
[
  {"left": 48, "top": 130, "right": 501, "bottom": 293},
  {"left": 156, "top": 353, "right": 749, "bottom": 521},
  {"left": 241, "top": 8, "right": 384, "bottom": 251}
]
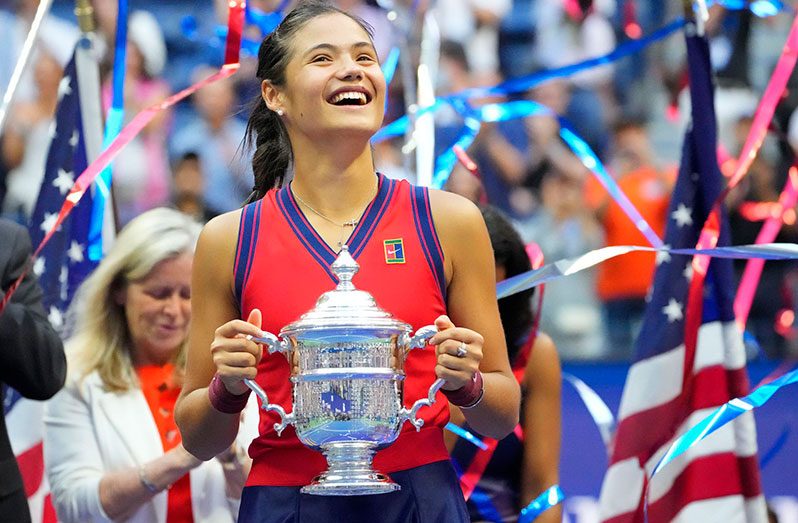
[
  {"left": 175, "top": 211, "right": 264, "bottom": 460},
  {"left": 520, "top": 333, "right": 562, "bottom": 522},
  {"left": 44, "top": 379, "right": 200, "bottom": 522},
  {"left": 429, "top": 190, "right": 520, "bottom": 438},
  {"left": 97, "top": 446, "right": 200, "bottom": 521}
]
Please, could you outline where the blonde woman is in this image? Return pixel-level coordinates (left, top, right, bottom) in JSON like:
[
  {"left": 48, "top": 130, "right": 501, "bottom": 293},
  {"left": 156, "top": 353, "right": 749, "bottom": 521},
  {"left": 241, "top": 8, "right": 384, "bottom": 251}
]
[{"left": 44, "top": 208, "right": 257, "bottom": 523}]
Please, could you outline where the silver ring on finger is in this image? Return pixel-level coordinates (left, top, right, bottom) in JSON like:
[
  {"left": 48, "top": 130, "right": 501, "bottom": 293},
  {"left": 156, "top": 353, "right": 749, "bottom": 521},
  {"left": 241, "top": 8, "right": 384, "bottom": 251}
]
[{"left": 455, "top": 342, "right": 468, "bottom": 358}]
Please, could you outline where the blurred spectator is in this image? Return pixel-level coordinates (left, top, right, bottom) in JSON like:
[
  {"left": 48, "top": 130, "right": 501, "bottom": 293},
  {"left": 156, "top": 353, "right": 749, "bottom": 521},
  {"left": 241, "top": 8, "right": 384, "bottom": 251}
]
[
  {"left": 534, "top": 0, "right": 617, "bottom": 135},
  {"left": 1, "top": 48, "right": 62, "bottom": 222},
  {"left": 335, "top": 0, "right": 395, "bottom": 62},
  {"left": 519, "top": 164, "right": 604, "bottom": 360},
  {"left": 727, "top": 115, "right": 798, "bottom": 358},
  {"left": 497, "top": 0, "right": 537, "bottom": 80},
  {"left": 585, "top": 118, "right": 673, "bottom": 360},
  {"left": 171, "top": 66, "right": 251, "bottom": 213},
  {"left": 44, "top": 208, "right": 257, "bottom": 523},
  {"left": 101, "top": 10, "right": 172, "bottom": 225},
  {"left": 0, "top": 0, "right": 79, "bottom": 105},
  {"left": 447, "top": 205, "right": 562, "bottom": 523},
  {"left": 171, "top": 151, "right": 220, "bottom": 223},
  {"left": 434, "top": 0, "right": 511, "bottom": 81}
]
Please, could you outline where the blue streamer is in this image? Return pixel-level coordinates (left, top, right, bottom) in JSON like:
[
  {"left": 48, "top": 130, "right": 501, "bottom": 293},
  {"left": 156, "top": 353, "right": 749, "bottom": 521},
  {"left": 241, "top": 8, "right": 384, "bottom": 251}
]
[
  {"left": 496, "top": 243, "right": 798, "bottom": 299},
  {"left": 373, "top": 17, "right": 684, "bottom": 151},
  {"left": 88, "top": 0, "right": 128, "bottom": 261},
  {"left": 711, "top": 0, "right": 791, "bottom": 16},
  {"left": 453, "top": 18, "right": 685, "bottom": 101},
  {"left": 244, "top": 4, "right": 284, "bottom": 36},
  {"left": 470, "top": 487, "right": 507, "bottom": 523},
  {"left": 382, "top": 46, "right": 400, "bottom": 86},
  {"left": 563, "top": 373, "right": 616, "bottom": 449},
  {"left": 760, "top": 424, "right": 790, "bottom": 469},
  {"left": 445, "top": 422, "right": 488, "bottom": 450},
  {"left": 651, "top": 367, "right": 798, "bottom": 479},
  {"left": 518, "top": 485, "right": 565, "bottom": 523},
  {"left": 432, "top": 99, "right": 482, "bottom": 188}
]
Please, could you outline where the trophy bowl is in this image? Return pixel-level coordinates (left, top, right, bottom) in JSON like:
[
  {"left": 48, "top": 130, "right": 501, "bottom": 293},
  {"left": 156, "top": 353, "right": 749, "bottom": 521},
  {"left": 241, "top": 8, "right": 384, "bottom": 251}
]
[{"left": 244, "top": 246, "right": 444, "bottom": 496}]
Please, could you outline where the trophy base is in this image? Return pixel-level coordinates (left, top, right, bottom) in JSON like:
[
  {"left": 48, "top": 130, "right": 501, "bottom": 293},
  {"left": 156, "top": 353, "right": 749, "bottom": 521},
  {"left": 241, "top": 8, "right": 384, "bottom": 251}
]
[{"left": 301, "top": 442, "right": 400, "bottom": 496}]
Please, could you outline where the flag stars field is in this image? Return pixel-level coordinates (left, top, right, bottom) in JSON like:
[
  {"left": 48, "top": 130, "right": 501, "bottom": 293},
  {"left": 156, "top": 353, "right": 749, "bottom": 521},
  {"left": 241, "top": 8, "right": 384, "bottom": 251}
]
[
  {"left": 662, "top": 298, "right": 684, "bottom": 323},
  {"left": 672, "top": 203, "right": 694, "bottom": 227}
]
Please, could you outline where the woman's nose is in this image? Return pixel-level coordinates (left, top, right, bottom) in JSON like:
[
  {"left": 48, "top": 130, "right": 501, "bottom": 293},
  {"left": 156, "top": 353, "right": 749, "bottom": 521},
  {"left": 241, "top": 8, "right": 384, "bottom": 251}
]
[
  {"left": 162, "top": 294, "right": 184, "bottom": 316},
  {"left": 338, "top": 59, "right": 364, "bottom": 81}
]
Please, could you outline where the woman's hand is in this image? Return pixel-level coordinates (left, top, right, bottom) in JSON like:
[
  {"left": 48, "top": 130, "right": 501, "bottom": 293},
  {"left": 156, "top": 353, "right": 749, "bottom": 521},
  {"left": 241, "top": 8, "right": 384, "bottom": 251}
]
[
  {"left": 216, "top": 443, "right": 251, "bottom": 499},
  {"left": 429, "top": 315, "right": 483, "bottom": 391},
  {"left": 210, "top": 309, "right": 265, "bottom": 395}
]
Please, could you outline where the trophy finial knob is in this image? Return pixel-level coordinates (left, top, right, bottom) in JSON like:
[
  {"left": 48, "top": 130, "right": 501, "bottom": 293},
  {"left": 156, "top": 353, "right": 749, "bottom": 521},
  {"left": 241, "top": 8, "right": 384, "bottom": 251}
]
[{"left": 331, "top": 245, "right": 359, "bottom": 290}]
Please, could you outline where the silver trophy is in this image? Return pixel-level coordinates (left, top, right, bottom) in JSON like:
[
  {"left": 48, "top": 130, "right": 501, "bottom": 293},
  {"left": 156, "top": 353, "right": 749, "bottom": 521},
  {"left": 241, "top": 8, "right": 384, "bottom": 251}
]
[{"left": 244, "top": 246, "right": 444, "bottom": 496}]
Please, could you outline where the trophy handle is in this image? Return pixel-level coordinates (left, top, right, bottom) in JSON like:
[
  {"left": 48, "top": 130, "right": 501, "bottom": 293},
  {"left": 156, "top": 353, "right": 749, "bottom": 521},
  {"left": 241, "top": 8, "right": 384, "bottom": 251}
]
[
  {"left": 246, "top": 332, "right": 290, "bottom": 355},
  {"left": 400, "top": 324, "right": 443, "bottom": 430},
  {"left": 399, "top": 378, "right": 446, "bottom": 431},
  {"left": 243, "top": 332, "right": 294, "bottom": 435},
  {"left": 243, "top": 378, "right": 295, "bottom": 436},
  {"left": 407, "top": 324, "right": 438, "bottom": 350}
]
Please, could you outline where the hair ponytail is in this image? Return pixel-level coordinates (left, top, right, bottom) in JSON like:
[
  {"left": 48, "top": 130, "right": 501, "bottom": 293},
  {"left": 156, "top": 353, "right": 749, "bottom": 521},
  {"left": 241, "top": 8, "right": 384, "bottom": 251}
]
[{"left": 244, "top": 96, "right": 291, "bottom": 204}]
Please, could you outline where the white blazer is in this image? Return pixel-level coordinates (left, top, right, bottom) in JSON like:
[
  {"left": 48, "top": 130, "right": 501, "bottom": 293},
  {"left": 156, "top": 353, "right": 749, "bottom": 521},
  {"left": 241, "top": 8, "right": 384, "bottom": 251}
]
[{"left": 44, "top": 371, "right": 259, "bottom": 523}]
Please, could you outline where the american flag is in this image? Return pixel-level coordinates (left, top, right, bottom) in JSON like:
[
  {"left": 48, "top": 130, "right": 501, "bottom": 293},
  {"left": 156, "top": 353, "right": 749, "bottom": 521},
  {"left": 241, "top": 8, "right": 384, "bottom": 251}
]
[
  {"left": 4, "top": 43, "right": 100, "bottom": 523},
  {"left": 27, "top": 48, "right": 99, "bottom": 329},
  {"left": 598, "top": 29, "right": 766, "bottom": 523}
]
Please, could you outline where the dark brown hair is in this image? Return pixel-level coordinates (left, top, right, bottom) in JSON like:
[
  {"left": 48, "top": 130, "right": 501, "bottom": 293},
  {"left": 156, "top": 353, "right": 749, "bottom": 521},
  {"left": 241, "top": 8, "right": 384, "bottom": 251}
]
[
  {"left": 481, "top": 205, "right": 535, "bottom": 362},
  {"left": 243, "top": 1, "right": 374, "bottom": 204}
]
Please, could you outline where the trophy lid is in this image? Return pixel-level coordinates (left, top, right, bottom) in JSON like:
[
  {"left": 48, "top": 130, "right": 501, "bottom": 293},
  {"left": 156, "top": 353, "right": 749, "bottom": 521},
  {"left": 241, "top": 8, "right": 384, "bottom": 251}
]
[{"left": 280, "top": 246, "right": 411, "bottom": 337}]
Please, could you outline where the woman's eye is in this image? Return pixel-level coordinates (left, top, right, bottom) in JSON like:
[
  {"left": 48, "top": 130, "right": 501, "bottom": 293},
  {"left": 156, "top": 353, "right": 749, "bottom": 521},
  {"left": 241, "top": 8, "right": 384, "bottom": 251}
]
[
  {"left": 147, "top": 289, "right": 171, "bottom": 300},
  {"left": 358, "top": 55, "right": 375, "bottom": 62},
  {"left": 312, "top": 55, "right": 331, "bottom": 63}
]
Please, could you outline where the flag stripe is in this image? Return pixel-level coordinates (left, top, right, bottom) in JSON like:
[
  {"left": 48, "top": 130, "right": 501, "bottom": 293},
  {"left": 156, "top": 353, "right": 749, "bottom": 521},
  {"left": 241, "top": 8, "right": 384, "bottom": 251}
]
[
  {"left": 618, "top": 322, "right": 745, "bottom": 419},
  {"left": 612, "top": 365, "right": 750, "bottom": 462},
  {"left": 648, "top": 455, "right": 762, "bottom": 523}
]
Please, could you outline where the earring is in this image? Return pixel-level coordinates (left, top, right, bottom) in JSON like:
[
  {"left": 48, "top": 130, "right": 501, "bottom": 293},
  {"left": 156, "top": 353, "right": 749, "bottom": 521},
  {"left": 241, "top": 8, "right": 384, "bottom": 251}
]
[{"left": 276, "top": 109, "right": 284, "bottom": 116}]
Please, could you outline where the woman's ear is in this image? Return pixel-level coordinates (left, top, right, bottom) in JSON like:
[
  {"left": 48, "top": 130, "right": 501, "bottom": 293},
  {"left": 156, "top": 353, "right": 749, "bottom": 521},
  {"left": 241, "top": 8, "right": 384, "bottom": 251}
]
[
  {"left": 261, "top": 79, "right": 285, "bottom": 114},
  {"left": 113, "top": 285, "right": 127, "bottom": 306}
]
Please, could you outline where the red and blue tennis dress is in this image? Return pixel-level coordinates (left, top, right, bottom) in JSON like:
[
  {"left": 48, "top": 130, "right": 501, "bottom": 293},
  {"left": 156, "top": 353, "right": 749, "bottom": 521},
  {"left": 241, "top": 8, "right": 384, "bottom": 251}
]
[{"left": 234, "top": 173, "right": 468, "bottom": 522}]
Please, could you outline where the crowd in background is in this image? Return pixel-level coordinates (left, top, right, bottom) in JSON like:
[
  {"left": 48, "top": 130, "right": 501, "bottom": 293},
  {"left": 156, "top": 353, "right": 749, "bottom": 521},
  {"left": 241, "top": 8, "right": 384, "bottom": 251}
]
[{"left": 2, "top": 0, "right": 798, "bottom": 362}]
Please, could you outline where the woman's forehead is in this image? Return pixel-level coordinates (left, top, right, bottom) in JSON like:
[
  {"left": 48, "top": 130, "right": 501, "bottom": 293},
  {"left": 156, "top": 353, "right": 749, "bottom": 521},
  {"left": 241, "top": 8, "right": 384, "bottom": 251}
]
[{"left": 290, "top": 13, "right": 373, "bottom": 53}]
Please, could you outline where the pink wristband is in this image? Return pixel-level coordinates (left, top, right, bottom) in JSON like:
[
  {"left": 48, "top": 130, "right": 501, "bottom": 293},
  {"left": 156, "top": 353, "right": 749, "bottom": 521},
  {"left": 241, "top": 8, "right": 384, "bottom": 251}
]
[
  {"left": 441, "top": 371, "right": 484, "bottom": 408},
  {"left": 208, "top": 374, "right": 251, "bottom": 414}
]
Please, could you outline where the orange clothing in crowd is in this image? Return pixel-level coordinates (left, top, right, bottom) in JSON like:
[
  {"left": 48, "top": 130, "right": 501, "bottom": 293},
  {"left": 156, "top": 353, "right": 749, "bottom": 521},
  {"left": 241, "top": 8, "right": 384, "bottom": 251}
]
[
  {"left": 585, "top": 166, "right": 673, "bottom": 301},
  {"left": 138, "top": 364, "right": 194, "bottom": 523}
]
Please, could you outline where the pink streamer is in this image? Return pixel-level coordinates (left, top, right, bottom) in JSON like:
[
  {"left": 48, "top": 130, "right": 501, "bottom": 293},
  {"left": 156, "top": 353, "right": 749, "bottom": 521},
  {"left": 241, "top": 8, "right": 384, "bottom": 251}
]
[{"left": 734, "top": 167, "right": 798, "bottom": 329}]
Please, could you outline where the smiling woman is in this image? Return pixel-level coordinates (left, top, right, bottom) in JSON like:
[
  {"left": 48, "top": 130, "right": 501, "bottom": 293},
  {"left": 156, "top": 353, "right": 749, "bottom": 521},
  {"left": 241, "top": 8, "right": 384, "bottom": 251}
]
[
  {"left": 175, "top": 2, "right": 521, "bottom": 522},
  {"left": 43, "top": 208, "right": 257, "bottom": 523}
]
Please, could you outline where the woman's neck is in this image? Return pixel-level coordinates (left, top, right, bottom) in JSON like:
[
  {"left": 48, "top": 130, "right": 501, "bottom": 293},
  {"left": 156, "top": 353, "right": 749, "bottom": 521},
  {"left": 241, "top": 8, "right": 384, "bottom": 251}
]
[{"left": 290, "top": 141, "right": 378, "bottom": 218}]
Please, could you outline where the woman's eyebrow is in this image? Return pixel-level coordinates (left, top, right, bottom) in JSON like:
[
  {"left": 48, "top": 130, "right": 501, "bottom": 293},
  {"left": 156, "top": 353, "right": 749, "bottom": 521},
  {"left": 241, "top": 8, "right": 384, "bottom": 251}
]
[{"left": 302, "top": 41, "right": 375, "bottom": 58}]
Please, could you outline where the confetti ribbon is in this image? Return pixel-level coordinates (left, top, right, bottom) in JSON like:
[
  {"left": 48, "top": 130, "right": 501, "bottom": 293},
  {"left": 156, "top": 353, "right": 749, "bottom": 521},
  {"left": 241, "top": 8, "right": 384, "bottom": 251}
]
[
  {"left": 373, "top": 17, "right": 685, "bottom": 143},
  {"left": 710, "top": 0, "right": 792, "bottom": 16},
  {"left": 0, "top": 1, "right": 246, "bottom": 315},
  {"left": 563, "top": 373, "right": 616, "bottom": 450},
  {"left": 444, "top": 423, "right": 488, "bottom": 450},
  {"left": 88, "top": 0, "right": 129, "bottom": 261},
  {"left": 496, "top": 243, "right": 798, "bottom": 299},
  {"left": 650, "top": 366, "right": 798, "bottom": 479},
  {"left": 681, "top": 14, "right": 798, "bottom": 393},
  {"left": 734, "top": 166, "right": 798, "bottom": 330},
  {"left": 0, "top": 0, "right": 54, "bottom": 133},
  {"left": 518, "top": 485, "right": 566, "bottom": 523}
]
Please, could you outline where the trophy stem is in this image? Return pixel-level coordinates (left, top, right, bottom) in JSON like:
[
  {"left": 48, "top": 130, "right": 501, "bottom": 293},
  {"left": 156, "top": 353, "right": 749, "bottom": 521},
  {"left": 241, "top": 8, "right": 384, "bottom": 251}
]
[{"left": 300, "top": 442, "right": 401, "bottom": 496}]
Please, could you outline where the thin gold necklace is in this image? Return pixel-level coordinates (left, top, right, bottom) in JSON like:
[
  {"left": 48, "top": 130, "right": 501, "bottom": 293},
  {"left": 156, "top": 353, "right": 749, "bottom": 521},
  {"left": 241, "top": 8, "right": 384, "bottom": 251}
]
[{"left": 291, "top": 177, "right": 378, "bottom": 248}]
